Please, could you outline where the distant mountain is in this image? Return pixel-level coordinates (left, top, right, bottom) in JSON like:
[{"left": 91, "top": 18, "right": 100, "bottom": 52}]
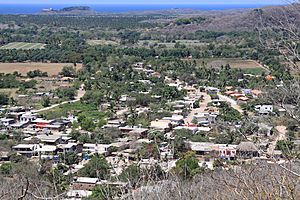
[
  {"left": 144, "top": 4, "right": 299, "bottom": 33},
  {"left": 40, "top": 6, "right": 96, "bottom": 15}
]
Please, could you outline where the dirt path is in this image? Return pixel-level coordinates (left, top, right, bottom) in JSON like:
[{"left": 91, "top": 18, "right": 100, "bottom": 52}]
[
  {"left": 218, "top": 94, "right": 243, "bottom": 114},
  {"left": 32, "top": 84, "right": 85, "bottom": 113},
  {"left": 268, "top": 126, "right": 287, "bottom": 155},
  {"left": 253, "top": 60, "right": 271, "bottom": 73}
]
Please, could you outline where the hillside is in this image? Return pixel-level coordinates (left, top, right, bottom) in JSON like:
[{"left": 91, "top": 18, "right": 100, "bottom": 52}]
[{"left": 143, "top": 4, "right": 299, "bottom": 33}]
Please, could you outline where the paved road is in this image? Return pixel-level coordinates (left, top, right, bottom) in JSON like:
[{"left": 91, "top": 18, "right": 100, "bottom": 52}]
[
  {"left": 32, "top": 84, "right": 85, "bottom": 113},
  {"left": 184, "top": 91, "right": 211, "bottom": 124},
  {"left": 218, "top": 94, "right": 243, "bottom": 114}
]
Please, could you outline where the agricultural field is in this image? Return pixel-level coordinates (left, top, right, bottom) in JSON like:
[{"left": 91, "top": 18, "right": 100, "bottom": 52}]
[
  {"left": 87, "top": 39, "right": 119, "bottom": 46},
  {"left": 185, "top": 58, "right": 265, "bottom": 68},
  {"left": 0, "top": 62, "right": 83, "bottom": 76},
  {"left": 184, "top": 58, "right": 268, "bottom": 75},
  {"left": 0, "top": 42, "right": 46, "bottom": 50}
]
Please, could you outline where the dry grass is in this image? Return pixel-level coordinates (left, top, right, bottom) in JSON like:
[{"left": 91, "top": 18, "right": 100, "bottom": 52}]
[
  {"left": 0, "top": 62, "right": 83, "bottom": 76},
  {"left": 87, "top": 39, "right": 119, "bottom": 46},
  {"left": 184, "top": 58, "right": 263, "bottom": 69},
  {"left": 0, "top": 88, "right": 18, "bottom": 98}
]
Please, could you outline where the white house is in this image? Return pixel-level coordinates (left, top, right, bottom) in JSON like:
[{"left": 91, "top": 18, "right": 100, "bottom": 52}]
[
  {"left": 255, "top": 105, "right": 273, "bottom": 114},
  {"left": 82, "top": 143, "right": 110, "bottom": 155},
  {"left": 193, "top": 112, "right": 217, "bottom": 126},
  {"left": 20, "top": 112, "right": 38, "bottom": 123},
  {"left": 35, "top": 145, "right": 58, "bottom": 159},
  {"left": 1, "top": 118, "right": 15, "bottom": 127},
  {"left": 12, "top": 144, "right": 38, "bottom": 157}
]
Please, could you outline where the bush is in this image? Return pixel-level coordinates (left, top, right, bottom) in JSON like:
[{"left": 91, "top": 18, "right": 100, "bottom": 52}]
[{"left": 0, "top": 163, "right": 12, "bottom": 174}]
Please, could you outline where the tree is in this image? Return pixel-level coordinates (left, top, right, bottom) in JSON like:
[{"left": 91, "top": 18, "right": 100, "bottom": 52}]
[
  {"left": 173, "top": 151, "right": 203, "bottom": 179},
  {"left": 60, "top": 66, "right": 77, "bottom": 77},
  {"left": 191, "top": 117, "right": 198, "bottom": 125},
  {"left": 80, "top": 116, "right": 95, "bottom": 132},
  {"left": 0, "top": 93, "right": 9, "bottom": 105},
  {"left": 27, "top": 70, "right": 48, "bottom": 78},
  {"left": 79, "top": 154, "right": 110, "bottom": 179},
  {"left": 119, "top": 164, "right": 141, "bottom": 188},
  {"left": 41, "top": 96, "right": 50, "bottom": 107},
  {"left": 89, "top": 185, "right": 116, "bottom": 200},
  {"left": 64, "top": 152, "right": 79, "bottom": 165},
  {"left": 0, "top": 162, "right": 12, "bottom": 175},
  {"left": 276, "top": 140, "right": 296, "bottom": 157}
]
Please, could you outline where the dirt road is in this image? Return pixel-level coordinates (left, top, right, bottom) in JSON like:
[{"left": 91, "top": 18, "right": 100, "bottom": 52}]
[
  {"left": 32, "top": 84, "right": 85, "bottom": 113},
  {"left": 184, "top": 91, "right": 211, "bottom": 124}
]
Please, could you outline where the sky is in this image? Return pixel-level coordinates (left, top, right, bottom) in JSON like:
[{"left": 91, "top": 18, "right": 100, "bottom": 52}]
[{"left": 0, "top": 0, "right": 288, "bottom": 5}]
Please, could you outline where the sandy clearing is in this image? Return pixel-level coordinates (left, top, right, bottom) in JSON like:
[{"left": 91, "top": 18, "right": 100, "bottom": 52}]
[{"left": 0, "top": 62, "right": 83, "bottom": 76}]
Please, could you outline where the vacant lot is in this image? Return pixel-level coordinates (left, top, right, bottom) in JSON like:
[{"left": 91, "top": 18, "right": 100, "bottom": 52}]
[
  {"left": 0, "top": 62, "right": 83, "bottom": 76},
  {"left": 0, "top": 88, "right": 18, "bottom": 98},
  {"left": 0, "top": 42, "right": 46, "bottom": 50},
  {"left": 87, "top": 40, "right": 119, "bottom": 46}
]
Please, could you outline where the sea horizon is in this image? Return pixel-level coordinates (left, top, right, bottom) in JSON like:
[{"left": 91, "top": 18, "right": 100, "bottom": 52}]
[{"left": 0, "top": 4, "right": 280, "bottom": 14}]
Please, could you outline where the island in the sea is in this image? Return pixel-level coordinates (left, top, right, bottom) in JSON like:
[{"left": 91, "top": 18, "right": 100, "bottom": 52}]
[{"left": 40, "top": 6, "right": 96, "bottom": 15}]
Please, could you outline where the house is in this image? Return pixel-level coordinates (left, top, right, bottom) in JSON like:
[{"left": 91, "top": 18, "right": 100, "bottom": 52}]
[
  {"left": 133, "top": 62, "right": 144, "bottom": 68},
  {"left": 31, "top": 118, "right": 54, "bottom": 128},
  {"left": 251, "top": 89, "right": 263, "bottom": 98},
  {"left": 72, "top": 177, "right": 98, "bottom": 191},
  {"left": 242, "top": 89, "right": 252, "bottom": 95},
  {"left": 189, "top": 142, "right": 237, "bottom": 160},
  {"left": 7, "top": 112, "right": 25, "bottom": 120},
  {"left": 184, "top": 86, "right": 197, "bottom": 95},
  {"left": 103, "top": 119, "right": 125, "bottom": 128},
  {"left": 12, "top": 144, "right": 38, "bottom": 157},
  {"left": 20, "top": 112, "right": 38, "bottom": 123},
  {"left": 66, "top": 190, "right": 92, "bottom": 199},
  {"left": 193, "top": 112, "right": 217, "bottom": 126},
  {"left": 258, "top": 123, "right": 273, "bottom": 137},
  {"left": 255, "top": 105, "right": 273, "bottom": 114},
  {"left": 172, "top": 100, "right": 195, "bottom": 110},
  {"left": 150, "top": 119, "right": 172, "bottom": 132},
  {"left": 58, "top": 143, "right": 77, "bottom": 153},
  {"left": 0, "top": 151, "right": 10, "bottom": 161},
  {"left": 10, "top": 122, "right": 28, "bottom": 129},
  {"left": 237, "top": 96, "right": 249, "bottom": 104},
  {"left": 34, "top": 122, "right": 65, "bottom": 131},
  {"left": 35, "top": 134, "right": 62, "bottom": 145},
  {"left": 82, "top": 143, "right": 109, "bottom": 155},
  {"left": 189, "top": 142, "right": 214, "bottom": 156},
  {"left": 1, "top": 118, "right": 15, "bottom": 127},
  {"left": 162, "top": 115, "right": 184, "bottom": 125},
  {"left": 218, "top": 144, "right": 237, "bottom": 160},
  {"left": 206, "top": 87, "right": 220, "bottom": 95},
  {"left": 35, "top": 145, "right": 58, "bottom": 159},
  {"left": 236, "top": 142, "right": 259, "bottom": 159},
  {"left": 128, "top": 128, "right": 148, "bottom": 139}
]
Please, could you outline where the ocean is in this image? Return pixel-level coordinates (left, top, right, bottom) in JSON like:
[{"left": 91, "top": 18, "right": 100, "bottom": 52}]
[{"left": 0, "top": 4, "right": 272, "bottom": 14}]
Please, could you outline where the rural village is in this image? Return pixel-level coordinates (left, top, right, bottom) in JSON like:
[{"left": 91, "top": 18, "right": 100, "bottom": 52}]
[
  {"left": 0, "top": 3, "right": 300, "bottom": 200},
  {"left": 0, "top": 59, "right": 294, "bottom": 199}
]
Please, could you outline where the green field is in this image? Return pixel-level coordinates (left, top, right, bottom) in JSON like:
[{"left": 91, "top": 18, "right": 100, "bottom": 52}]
[
  {"left": 0, "top": 42, "right": 46, "bottom": 50},
  {"left": 87, "top": 40, "right": 119, "bottom": 46},
  {"left": 41, "top": 102, "right": 107, "bottom": 120}
]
